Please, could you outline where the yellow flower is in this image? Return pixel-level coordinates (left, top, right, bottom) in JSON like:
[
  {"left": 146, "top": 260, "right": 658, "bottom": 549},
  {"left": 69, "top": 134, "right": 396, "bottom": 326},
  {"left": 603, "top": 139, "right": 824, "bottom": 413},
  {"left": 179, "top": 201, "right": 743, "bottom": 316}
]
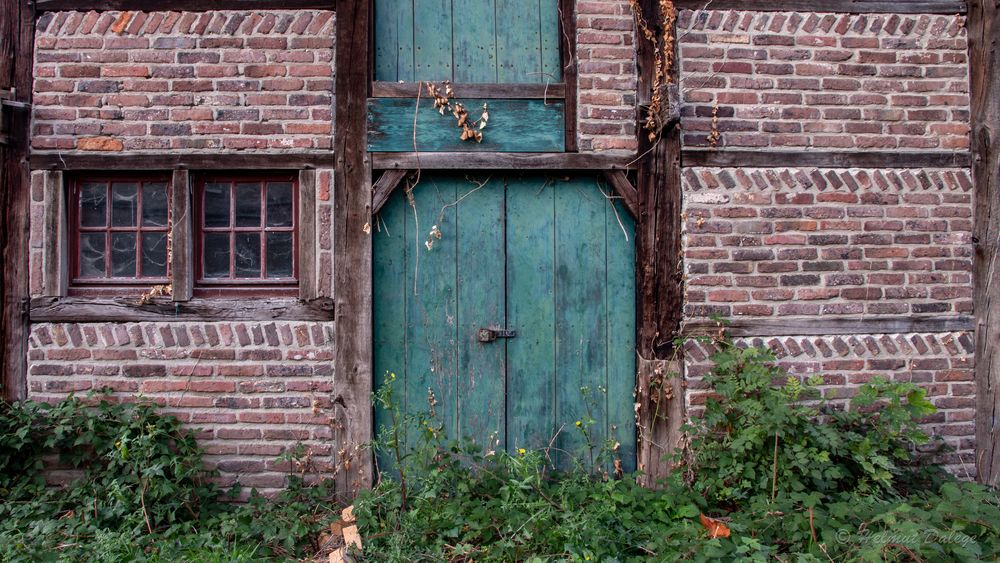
[
  {"left": 518, "top": 448, "right": 526, "bottom": 455},
  {"left": 575, "top": 420, "right": 582, "bottom": 427}
]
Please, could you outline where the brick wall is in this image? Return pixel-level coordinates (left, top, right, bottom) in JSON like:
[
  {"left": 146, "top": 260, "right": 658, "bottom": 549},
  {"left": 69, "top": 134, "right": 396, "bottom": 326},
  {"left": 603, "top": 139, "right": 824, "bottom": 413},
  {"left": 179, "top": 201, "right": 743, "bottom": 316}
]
[
  {"left": 32, "top": 10, "right": 334, "bottom": 152},
  {"left": 683, "top": 167, "right": 974, "bottom": 319},
  {"left": 678, "top": 10, "right": 970, "bottom": 150},
  {"left": 28, "top": 321, "right": 337, "bottom": 494},
  {"left": 684, "top": 333, "right": 976, "bottom": 475},
  {"left": 576, "top": 0, "right": 637, "bottom": 151}
]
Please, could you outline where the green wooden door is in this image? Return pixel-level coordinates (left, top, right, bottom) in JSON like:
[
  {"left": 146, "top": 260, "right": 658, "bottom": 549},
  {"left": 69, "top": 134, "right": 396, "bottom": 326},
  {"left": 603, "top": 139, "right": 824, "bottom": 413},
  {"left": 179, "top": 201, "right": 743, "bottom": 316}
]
[{"left": 374, "top": 173, "right": 635, "bottom": 472}]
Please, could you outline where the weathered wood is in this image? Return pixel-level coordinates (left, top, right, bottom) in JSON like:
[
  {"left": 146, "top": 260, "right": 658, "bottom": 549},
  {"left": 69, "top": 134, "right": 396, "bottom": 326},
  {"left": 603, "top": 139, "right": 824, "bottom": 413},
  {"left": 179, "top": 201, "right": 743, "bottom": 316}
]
[
  {"left": 298, "top": 170, "right": 318, "bottom": 301},
  {"left": 635, "top": 358, "right": 684, "bottom": 488},
  {"left": 170, "top": 170, "right": 192, "bottom": 302},
  {"left": 372, "top": 82, "right": 565, "bottom": 99},
  {"left": 334, "top": 0, "right": 374, "bottom": 493},
  {"left": 30, "top": 296, "right": 335, "bottom": 322},
  {"left": 602, "top": 170, "right": 638, "bottom": 218},
  {"left": 372, "top": 151, "right": 637, "bottom": 170},
  {"left": 35, "top": 0, "right": 335, "bottom": 12},
  {"left": 683, "top": 150, "right": 972, "bottom": 169},
  {"left": 367, "top": 98, "right": 565, "bottom": 152},
  {"left": 32, "top": 152, "right": 340, "bottom": 171},
  {"left": 559, "top": 0, "right": 578, "bottom": 152},
  {"left": 673, "top": 0, "right": 966, "bottom": 13},
  {"left": 969, "top": 0, "right": 1000, "bottom": 486},
  {"left": 371, "top": 169, "right": 409, "bottom": 214},
  {"left": 41, "top": 171, "right": 66, "bottom": 297},
  {"left": 1, "top": 0, "right": 33, "bottom": 401},
  {"left": 683, "top": 316, "right": 976, "bottom": 337},
  {"left": 634, "top": 0, "right": 685, "bottom": 484}
]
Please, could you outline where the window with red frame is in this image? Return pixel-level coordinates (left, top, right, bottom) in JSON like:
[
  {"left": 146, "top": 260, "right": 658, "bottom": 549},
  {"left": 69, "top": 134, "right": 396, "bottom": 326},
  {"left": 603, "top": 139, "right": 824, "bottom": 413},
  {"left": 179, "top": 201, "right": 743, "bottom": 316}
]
[
  {"left": 70, "top": 177, "right": 170, "bottom": 285},
  {"left": 194, "top": 175, "right": 298, "bottom": 287}
]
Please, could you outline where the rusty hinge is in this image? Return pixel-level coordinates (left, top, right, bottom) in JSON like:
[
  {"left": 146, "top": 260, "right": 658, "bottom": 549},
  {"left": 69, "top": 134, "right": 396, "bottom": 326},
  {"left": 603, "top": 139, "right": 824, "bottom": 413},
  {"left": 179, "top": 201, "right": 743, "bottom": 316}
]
[{"left": 0, "top": 88, "right": 31, "bottom": 146}]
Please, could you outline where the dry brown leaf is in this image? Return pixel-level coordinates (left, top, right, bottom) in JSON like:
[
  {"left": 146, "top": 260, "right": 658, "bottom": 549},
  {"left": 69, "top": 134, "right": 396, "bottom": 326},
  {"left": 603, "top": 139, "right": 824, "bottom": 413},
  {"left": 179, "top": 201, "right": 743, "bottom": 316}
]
[
  {"left": 343, "top": 525, "right": 362, "bottom": 549},
  {"left": 699, "top": 513, "right": 731, "bottom": 539},
  {"left": 341, "top": 505, "right": 355, "bottom": 523}
]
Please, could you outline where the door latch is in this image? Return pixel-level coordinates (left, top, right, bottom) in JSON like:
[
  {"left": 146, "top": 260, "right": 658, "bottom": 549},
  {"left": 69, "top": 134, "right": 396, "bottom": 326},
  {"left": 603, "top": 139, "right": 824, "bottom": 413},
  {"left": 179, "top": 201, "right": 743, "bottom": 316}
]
[{"left": 477, "top": 328, "right": 517, "bottom": 343}]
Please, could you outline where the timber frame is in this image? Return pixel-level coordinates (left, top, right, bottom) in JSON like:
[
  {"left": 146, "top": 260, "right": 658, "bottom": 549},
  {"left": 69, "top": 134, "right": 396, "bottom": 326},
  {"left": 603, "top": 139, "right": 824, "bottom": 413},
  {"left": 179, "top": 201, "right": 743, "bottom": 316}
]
[{"left": 2, "top": 0, "right": 999, "bottom": 489}]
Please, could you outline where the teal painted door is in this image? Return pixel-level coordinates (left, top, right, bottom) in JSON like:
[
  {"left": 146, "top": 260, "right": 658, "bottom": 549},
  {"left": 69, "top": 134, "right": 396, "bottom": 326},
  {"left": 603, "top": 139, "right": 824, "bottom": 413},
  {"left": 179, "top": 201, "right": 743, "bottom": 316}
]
[{"left": 374, "top": 173, "right": 636, "bottom": 472}]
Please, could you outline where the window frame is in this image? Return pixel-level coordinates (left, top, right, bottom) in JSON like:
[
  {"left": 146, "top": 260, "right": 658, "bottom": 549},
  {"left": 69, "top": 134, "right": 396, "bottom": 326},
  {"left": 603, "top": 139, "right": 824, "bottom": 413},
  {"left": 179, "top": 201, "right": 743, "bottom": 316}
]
[
  {"left": 67, "top": 173, "right": 172, "bottom": 294},
  {"left": 191, "top": 172, "right": 301, "bottom": 298}
]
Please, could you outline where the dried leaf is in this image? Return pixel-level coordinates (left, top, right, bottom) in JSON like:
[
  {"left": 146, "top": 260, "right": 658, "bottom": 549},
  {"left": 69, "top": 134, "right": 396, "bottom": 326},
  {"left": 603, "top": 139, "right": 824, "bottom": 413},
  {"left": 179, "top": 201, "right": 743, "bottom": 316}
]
[{"left": 699, "top": 513, "right": 731, "bottom": 539}]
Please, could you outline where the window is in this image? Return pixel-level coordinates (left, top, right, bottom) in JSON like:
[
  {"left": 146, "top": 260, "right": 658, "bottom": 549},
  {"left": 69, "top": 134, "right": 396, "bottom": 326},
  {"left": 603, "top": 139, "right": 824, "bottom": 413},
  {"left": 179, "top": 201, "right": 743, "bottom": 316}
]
[
  {"left": 194, "top": 175, "right": 298, "bottom": 288},
  {"left": 69, "top": 176, "right": 170, "bottom": 286}
]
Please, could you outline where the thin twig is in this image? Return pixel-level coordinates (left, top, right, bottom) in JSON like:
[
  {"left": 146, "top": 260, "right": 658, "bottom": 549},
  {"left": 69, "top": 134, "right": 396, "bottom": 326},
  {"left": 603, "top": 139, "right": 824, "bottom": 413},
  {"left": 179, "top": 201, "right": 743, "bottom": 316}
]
[
  {"left": 140, "top": 479, "right": 153, "bottom": 534},
  {"left": 598, "top": 185, "right": 630, "bottom": 242},
  {"left": 771, "top": 432, "right": 779, "bottom": 502}
]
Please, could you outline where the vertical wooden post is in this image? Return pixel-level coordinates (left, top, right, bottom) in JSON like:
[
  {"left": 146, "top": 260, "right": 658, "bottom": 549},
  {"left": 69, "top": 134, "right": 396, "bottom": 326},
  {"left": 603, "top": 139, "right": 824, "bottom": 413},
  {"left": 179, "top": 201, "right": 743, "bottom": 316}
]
[
  {"left": 0, "top": 0, "right": 34, "bottom": 401},
  {"left": 41, "top": 171, "right": 66, "bottom": 297},
  {"left": 171, "top": 170, "right": 193, "bottom": 302},
  {"left": 559, "top": 0, "right": 578, "bottom": 152},
  {"left": 334, "top": 0, "right": 374, "bottom": 494},
  {"left": 968, "top": 0, "right": 1000, "bottom": 486},
  {"left": 298, "top": 169, "right": 318, "bottom": 301},
  {"left": 633, "top": 0, "right": 685, "bottom": 486}
]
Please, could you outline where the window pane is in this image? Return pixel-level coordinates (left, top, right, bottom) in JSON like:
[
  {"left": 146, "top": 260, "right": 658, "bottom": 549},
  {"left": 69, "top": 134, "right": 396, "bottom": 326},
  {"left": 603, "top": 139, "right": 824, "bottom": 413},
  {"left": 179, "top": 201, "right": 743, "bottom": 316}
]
[
  {"left": 79, "top": 232, "right": 105, "bottom": 277},
  {"left": 141, "top": 232, "right": 168, "bottom": 277},
  {"left": 266, "top": 182, "right": 294, "bottom": 227},
  {"left": 204, "top": 183, "right": 230, "bottom": 228},
  {"left": 266, "top": 232, "right": 294, "bottom": 278},
  {"left": 111, "top": 183, "right": 138, "bottom": 227},
  {"left": 234, "top": 233, "right": 262, "bottom": 278},
  {"left": 110, "top": 232, "right": 137, "bottom": 277},
  {"left": 235, "top": 182, "right": 262, "bottom": 227},
  {"left": 203, "top": 233, "right": 230, "bottom": 278},
  {"left": 142, "top": 183, "right": 169, "bottom": 227},
  {"left": 80, "top": 183, "right": 107, "bottom": 227}
]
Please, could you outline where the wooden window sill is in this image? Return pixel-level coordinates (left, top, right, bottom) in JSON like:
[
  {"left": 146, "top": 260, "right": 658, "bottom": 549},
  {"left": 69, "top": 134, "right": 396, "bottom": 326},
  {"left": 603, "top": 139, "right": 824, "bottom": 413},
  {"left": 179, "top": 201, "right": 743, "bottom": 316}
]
[{"left": 29, "top": 296, "right": 335, "bottom": 323}]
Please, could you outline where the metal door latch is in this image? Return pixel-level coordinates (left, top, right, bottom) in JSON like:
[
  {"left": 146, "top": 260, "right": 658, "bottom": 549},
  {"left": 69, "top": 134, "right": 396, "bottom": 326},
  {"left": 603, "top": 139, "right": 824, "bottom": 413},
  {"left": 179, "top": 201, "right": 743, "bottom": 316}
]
[{"left": 477, "top": 328, "right": 517, "bottom": 343}]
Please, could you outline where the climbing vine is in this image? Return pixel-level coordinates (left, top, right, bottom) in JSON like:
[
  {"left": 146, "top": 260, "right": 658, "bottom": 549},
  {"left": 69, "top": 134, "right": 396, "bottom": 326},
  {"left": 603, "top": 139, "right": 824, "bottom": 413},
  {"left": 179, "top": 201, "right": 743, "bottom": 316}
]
[
  {"left": 425, "top": 81, "right": 490, "bottom": 143},
  {"left": 629, "top": 0, "right": 677, "bottom": 141}
]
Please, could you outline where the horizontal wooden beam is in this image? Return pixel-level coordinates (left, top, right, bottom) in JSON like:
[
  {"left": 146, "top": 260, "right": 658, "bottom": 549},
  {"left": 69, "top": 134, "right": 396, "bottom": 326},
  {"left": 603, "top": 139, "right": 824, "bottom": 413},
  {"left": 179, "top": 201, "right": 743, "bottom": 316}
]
[
  {"left": 682, "top": 150, "right": 972, "bottom": 169},
  {"left": 31, "top": 152, "right": 339, "bottom": 171},
  {"left": 674, "top": 0, "right": 966, "bottom": 14},
  {"left": 29, "top": 296, "right": 335, "bottom": 322},
  {"left": 683, "top": 315, "right": 975, "bottom": 337},
  {"left": 372, "top": 82, "right": 565, "bottom": 99},
  {"left": 372, "top": 151, "right": 637, "bottom": 170},
  {"left": 35, "top": 0, "right": 334, "bottom": 12}
]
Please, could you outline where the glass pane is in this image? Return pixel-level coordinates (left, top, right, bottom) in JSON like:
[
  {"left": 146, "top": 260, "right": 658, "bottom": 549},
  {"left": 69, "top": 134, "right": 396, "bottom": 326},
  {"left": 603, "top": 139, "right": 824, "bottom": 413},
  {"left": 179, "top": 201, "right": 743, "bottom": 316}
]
[
  {"left": 79, "top": 232, "right": 105, "bottom": 277},
  {"left": 204, "top": 183, "right": 230, "bottom": 228},
  {"left": 203, "top": 233, "right": 230, "bottom": 278},
  {"left": 111, "top": 183, "right": 138, "bottom": 227},
  {"left": 235, "top": 182, "right": 262, "bottom": 227},
  {"left": 80, "top": 183, "right": 107, "bottom": 227},
  {"left": 234, "top": 232, "right": 261, "bottom": 278},
  {"left": 266, "top": 232, "right": 294, "bottom": 278},
  {"left": 142, "top": 183, "right": 169, "bottom": 227},
  {"left": 141, "top": 232, "right": 168, "bottom": 277},
  {"left": 110, "top": 232, "right": 137, "bottom": 277},
  {"left": 266, "top": 182, "right": 294, "bottom": 227}
]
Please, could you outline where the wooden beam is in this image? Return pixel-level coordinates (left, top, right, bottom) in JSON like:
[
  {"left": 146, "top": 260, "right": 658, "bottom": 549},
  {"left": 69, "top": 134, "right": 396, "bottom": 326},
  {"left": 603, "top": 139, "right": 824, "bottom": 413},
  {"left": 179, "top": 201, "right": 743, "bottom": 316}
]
[
  {"left": 602, "top": 170, "right": 638, "bottom": 218},
  {"left": 333, "top": 0, "right": 373, "bottom": 495},
  {"left": 683, "top": 316, "right": 976, "bottom": 337},
  {"left": 969, "top": 0, "right": 1000, "bottom": 487},
  {"left": 682, "top": 150, "right": 972, "bottom": 169},
  {"left": 559, "top": 0, "right": 578, "bottom": 152},
  {"left": 371, "top": 82, "right": 565, "bottom": 99},
  {"left": 298, "top": 170, "right": 318, "bottom": 301},
  {"left": 35, "top": 0, "right": 335, "bottom": 12},
  {"left": 673, "top": 0, "right": 966, "bottom": 13},
  {"left": 634, "top": 0, "right": 685, "bottom": 486},
  {"left": 1, "top": 0, "right": 34, "bottom": 401},
  {"left": 371, "top": 151, "right": 637, "bottom": 170},
  {"left": 30, "top": 296, "right": 335, "bottom": 323},
  {"left": 41, "top": 171, "right": 66, "bottom": 297},
  {"left": 371, "top": 169, "right": 409, "bottom": 215},
  {"left": 31, "top": 152, "right": 340, "bottom": 171},
  {"left": 170, "top": 170, "right": 193, "bottom": 302}
]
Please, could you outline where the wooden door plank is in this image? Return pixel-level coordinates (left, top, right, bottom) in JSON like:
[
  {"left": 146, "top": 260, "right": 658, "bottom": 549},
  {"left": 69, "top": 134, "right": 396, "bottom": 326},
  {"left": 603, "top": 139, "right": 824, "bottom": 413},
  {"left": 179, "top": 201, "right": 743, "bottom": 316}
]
[
  {"left": 413, "top": 0, "right": 453, "bottom": 81},
  {"left": 505, "top": 175, "right": 557, "bottom": 453},
  {"left": 406, "top": 178, "right": 459, "bottom": 438},
  {"left": 539, "top": 0, "right": 561, "bottom": 81},
  {"left": 456, "top": 175, "right": 506, "bottom": 447},
  {"left": 453, "top": 0, "right": 498, "bottom": 83},
  {"left": 496, "top": 0, "right": 542, "bottom": 83},
  {"left": 553, "top": 177, "right": 608, "bottom": 467},
  {"left": 373, "top": 186, "right": 409, "bottom": 475},
  {"left": 605, "top": 195, "right": 637, "bottom": 474},
  {"left": 374, "top": 0, "right": 401, "bottom": 81},
  {"left": 395, "top": 0, "right": 416, "bottom": 81}
]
